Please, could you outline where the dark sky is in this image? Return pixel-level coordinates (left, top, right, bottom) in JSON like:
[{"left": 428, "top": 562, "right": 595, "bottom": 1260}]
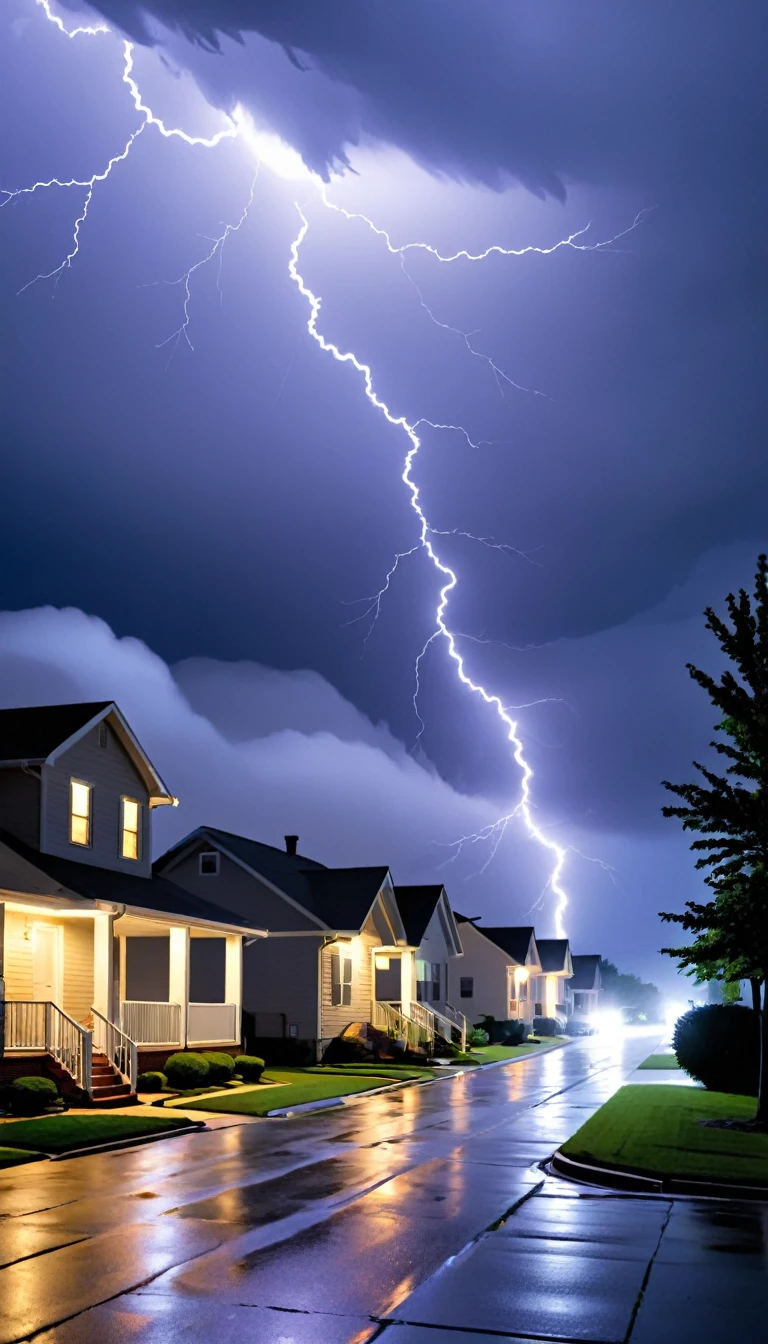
[{"left": 2, "top": 0, "right": 767, "bottom": 994}]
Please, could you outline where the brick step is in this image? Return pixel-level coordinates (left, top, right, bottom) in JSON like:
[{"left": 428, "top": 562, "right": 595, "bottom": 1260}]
[
  {"left": 91, "top": 1080, "right": 132, "bottom": 1096},
  {"left": 90, "top": 1092, "right": 139, "bottom": 1110}
]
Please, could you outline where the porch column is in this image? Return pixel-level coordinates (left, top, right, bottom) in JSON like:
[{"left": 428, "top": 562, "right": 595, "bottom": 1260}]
[
  {"left": 224, "top": 935, "right": 243, "bottom": 1045},
  {"left": 0, "top": 901, "right": 5, "bottom": 1059},
  {"left": 168, "top": 926, "right": 190, "bottom": 1047},
  {"left": 399, "top": 949, "right": 414, "bottom": 1016},
  {"left": 92, "top": 913, "right": 114, "bottom": 1021}
]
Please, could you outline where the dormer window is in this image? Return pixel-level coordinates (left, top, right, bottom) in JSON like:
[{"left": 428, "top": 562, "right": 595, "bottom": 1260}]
[
  {"left": 69, "top": 779, "right": 92, "bottom": 847},
  {"left": 121, "top": 798, "right": 141, "bottom": 860},
  {"left": 199, "top": 851, "right": 220, "bottom": 876}
]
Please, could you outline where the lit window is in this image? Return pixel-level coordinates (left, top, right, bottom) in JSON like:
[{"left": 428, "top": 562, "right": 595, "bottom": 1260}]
[
  {"left": 121, "top": 798, "right": 141, "bottom": 860},
  {"left": 69, "top": 780, "right": 92, "bottom": 847},
  {"left": 199, "top": 851, "right": 220, "bottom": 876}
]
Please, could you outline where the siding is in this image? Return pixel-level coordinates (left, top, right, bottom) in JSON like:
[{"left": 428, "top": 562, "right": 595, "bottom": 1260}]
[
  {"left": 416, "top": 903, "right": 463, "bottom": 1015},
  {"left": 162, "top": 844, "right": 319, "bottom": 932},
  {"left": 0, "top": 768, "right": 41, "bottom": 848},
  {"left": 446, "top": 922, "right": 510, "bottom": 1022},
  {"left": 41, "top": 722, "right": 152, "bottom": 876},
  {"left": 3, "top": 909, "right": 94, "bottom": 1024},
  {"left": 320, "top": 928, "right": 378, "bottom": 1042},
  {"left": 243, "top": 935, "right": 320, "bottom": 1040}
]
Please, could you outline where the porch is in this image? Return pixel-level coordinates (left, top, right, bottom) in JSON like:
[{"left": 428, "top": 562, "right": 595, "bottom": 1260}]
[
  {"left": 1, "top": 900, "right": 245, "bottom": 1100},
  {"left": 372, "top": 947, "right": 467, "bottom": 1051}
]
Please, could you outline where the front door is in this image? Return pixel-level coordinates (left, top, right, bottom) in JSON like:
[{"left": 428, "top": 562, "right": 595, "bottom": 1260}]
[{"left": 33, "top": 924, "right": 62, "bottom": 1004}]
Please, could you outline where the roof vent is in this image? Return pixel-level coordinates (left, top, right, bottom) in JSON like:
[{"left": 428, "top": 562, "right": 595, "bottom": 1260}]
[{"left": 285, "top": 834, "right": 299, "bottom": 857}]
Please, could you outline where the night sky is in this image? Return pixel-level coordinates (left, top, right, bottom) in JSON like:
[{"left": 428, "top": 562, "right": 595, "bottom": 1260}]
[{"left": 2, "top": 1, "right": 767, "bottom": 994}]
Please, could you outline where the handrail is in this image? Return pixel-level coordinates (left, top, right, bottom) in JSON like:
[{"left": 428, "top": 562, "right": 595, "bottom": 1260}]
[
  {"left": 442, "top": 1001, "right": 469, "bottom": 1051},
  {"left": 92, "top": 1006, "right": 138, "bottom": 1094},
  {"left": 373, "top": 1000, "right": 433, "bottom": 1050},
  {"left": 5, "top": 1000, "right": 92, "bottom": 1093}
]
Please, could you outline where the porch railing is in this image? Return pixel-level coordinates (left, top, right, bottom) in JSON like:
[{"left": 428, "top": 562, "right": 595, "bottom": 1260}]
[
  {"left": 438, "top": 999, "right": 468, "bottom": 1048},
  {"left": 3, "top": 1001, "right": 92, "bottom": 1093},
  {"left": 188, "top": 1002, "right": 238, "bottom": 1045},
  {"left": 121, "top": 1000, "right": 181, "bottom": 1045},
  {"left": 371, "top": 1000, "right": 432, "bottom": 1050},
  {"left": 93, "top": 1007, "right": 138, "bottom": 1093},
  {"left": 408, "top": 999, "right": 436, "bottom": 1043}
]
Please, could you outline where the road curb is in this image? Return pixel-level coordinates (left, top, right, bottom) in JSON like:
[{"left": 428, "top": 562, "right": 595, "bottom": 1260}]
[
  {"left": 550, "top": 1148, "right": 768, "bottom": 1202},
  {"left": 45, "top": 1121, "right": 207, "bottom": 1161}
]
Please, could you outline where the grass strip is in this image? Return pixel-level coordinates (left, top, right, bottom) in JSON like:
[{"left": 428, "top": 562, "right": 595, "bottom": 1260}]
[
  {"left": 637, "top": 1053, "right": 682, "bottom": 1070},
  {"left": 561, "top": 1084, "right": 768, "bottom": 1186},
  {"left": 0, "top": 1146, "right": 47, "bottom": 1169},
  {"left": 184, "top": 1068, "right": 398, "bottom": 1116},
  {"left": 305, "top": 1065, "right": 434, "bottom": 1081},
  {"left": 470, "top": 1038, "right": 568, "bottom": 1064},
  {"left": 1, "top": 1114, "right": 192, "bottom": 1154}
]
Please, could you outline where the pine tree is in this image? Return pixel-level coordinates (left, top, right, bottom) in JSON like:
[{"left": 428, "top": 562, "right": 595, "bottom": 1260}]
[{"left": 660, "top": 555, "right": 768, "bottom": 1122}]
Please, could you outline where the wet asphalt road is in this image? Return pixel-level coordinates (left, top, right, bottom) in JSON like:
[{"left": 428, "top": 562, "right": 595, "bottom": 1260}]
[{"left": 1, "top": 1031, "right": 766, "bottom": 1343}]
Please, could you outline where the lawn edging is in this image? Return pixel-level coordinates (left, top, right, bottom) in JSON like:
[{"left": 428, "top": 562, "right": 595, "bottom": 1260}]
[
  {"left": 48, "top": 1120, "right": 207, "bottom": 1160},
  {"left": 550, "top": 1147, "right": 768, "bottom": 1202}
]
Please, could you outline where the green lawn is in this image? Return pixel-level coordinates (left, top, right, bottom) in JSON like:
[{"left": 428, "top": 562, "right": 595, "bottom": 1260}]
[
  {"left": 470, "top": 1038, "right": 568, "bottom": 1064},
  {"left": 0, "top": 1113, "right": 194, "bottom": 1155},
  {"left": 561, "top": 1084, "right": 768, "bottom": 1186},
  {"left": 637, "top": 1053, "right": 682, "bottom": 1070},
  {"left": 0, "top": 1146, "right": 46, "bottom": 1170},
  {"left": 184, "top": 1068, "right": 402, "bottom": 1116},
  {"left": 305, "top": 1064, "right": 435, "bottom": 1081}
]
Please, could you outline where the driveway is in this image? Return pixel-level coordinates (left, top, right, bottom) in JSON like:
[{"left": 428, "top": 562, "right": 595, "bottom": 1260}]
[{"left": 1, "top": 1030, "right": 765, "bottom": 1343}]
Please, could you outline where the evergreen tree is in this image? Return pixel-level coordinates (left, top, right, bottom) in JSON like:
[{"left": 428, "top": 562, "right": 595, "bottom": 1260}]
[{"left": 660, "top": 555, "right": 768, "bottom": 1122}]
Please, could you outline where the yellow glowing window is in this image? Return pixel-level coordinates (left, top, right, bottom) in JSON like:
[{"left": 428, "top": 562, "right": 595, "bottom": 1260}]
[
  {"left": 121, "top": 798, "right": 140, "bottom": 860},
  {"left": 69, "top": 780, "right": 91, "bottom": 847}
]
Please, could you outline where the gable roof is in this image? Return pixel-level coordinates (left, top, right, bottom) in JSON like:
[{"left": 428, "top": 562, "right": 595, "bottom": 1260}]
[
  {"left": 0, "top": 701, "right": 175, "bottom": 807},
  {"left": 156, "top": 826, "right": 395, "bottom": 935},
  {"left": 456, "top": 917, "right": 540, "bottom": 968},
  {"left": 536, "top": 939, "right": 573, "bottom": 975},
  {"left": 0, "top": 827, "right": 262, "bottom": 934},
  {"left": 570, "top": 954, "right": 602, "bottom": 990},
  {"left": 393, "top": 885, "right": 445, "bottom": 946}
]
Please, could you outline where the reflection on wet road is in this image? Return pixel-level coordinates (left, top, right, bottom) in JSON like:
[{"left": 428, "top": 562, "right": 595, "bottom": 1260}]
[{"left": 1, "top": 1030, "right": 765, "bottom": 1342}]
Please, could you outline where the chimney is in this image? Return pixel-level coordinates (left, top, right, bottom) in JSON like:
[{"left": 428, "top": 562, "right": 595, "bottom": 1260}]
[{"left": 284, "top": 835, "right": 299, "bottom": 857}]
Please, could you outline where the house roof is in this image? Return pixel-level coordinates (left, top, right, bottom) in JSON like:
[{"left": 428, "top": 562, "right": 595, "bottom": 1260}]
[
  {"left": 536, "top": 939, "right": 572, "bottom": 975},
  {"left": 393, "top": 885, "right": 446, "bottom": 946},
  {"left": 0, "top": 702, "right": 111, "bottom": 763},
  {"left": 0, "top": 828, "right": 262, "bottom": 934},
  {"left": 570, "top": 954, "right": 602, "bottom": 990},
  {"left": 0, "top": 701, "right": 175, "bottom": 806},
  {"left": 456, "top": 918, "right": 539, "bottom": 966},
  {"left": 156, "top": 827, "right": 393, "bottom": 934}
]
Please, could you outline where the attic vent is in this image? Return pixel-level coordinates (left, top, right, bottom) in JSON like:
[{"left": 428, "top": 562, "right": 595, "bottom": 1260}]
[
  {"left": 199, "top": 851, "right": 220, "bottom": 876},
  {"left": 98, "top": 721, "right": 108, "bottom": 748}
]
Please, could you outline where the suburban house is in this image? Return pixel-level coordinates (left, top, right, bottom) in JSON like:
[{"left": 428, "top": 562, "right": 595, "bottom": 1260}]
[
  {"left": 532, "top": 939, "right": 574, "bottom": 1020},
  {"left": 566, "top": 954, "right": 602, "bottom": 1020},
  {"left": 391, "top": 885, "right": 467, "bottom": 1047},
  {"left": 0, "top": 702, "right": 265, "bottom": 1104},
  {"left": 157, "top": 829, "right": 466, "bottom": 1058},
  {"left": 448, "top": 918, "right": 543, "bottom": 1028}
]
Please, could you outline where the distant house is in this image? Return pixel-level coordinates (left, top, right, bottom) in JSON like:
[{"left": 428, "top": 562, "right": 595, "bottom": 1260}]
[
  {"left": 566, "top": 954, "right": 602, "bottom": 1019},
  {"left": 532, "top": 939, "right": 573, "bottom": 1020},
  {"left": 449, "top": 918, "right": 543, "bottom": 1028},
  {"left": 392, "top": 885, "right": 467, "bottom": 1046},
  {"left": 0, "top": 702, "right": 265, "bottom": 1104}
]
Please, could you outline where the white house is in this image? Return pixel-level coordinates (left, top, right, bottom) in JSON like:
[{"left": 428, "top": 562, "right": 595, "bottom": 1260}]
[
  {"left": 566, "top": 954, "right": 602, "bottom": 1019},
  {"left": 0, "top": 702, "right": 265, "bottom": 1104}
]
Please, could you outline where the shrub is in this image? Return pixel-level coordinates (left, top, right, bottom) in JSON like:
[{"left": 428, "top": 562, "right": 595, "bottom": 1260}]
[
  {"left": 532, "top": 1016, "right": 559, "bottom": 1038},
  {"left": 8, "top": 1076, "right": 59, "bottom": 1116},
  {"left": 202, "top": 1052, "right": 236, "bottom": 1085},
  {"left": 489, "top": 1020, "right": 526, "bottom": 1046},
  {"left": 468, "top": 1028, "right": 489, "bottom": 1047},
  {"left": 673, "top": 1004, "right": 759, "bottom": 1096},
  {"left": 163, "top": 1052, "right": 210, "bottom": 1089},
  {"left": 234, "top": 1054, "right": 265, "bottom": 1083},
  {"left": 137, "top": 1071, "right": 167, "bottom": 1093}
]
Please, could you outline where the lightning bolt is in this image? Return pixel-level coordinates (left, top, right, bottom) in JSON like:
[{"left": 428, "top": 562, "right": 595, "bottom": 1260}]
[{"left": 8, "top": 0, "right": 653, "bottom": 938}]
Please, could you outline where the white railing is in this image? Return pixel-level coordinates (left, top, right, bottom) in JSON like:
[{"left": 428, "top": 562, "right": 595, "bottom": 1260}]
[
  {"left": 121, "top": 1001, "right": 181, "bottom": 1045},
  {"left": 441, "top": 1001, "right": 468, "bottom": 1051},
  {"left": 187, "top": 1002, "right": 238, "bottom": 1045},
  {"left": 372, "top": 1000, "right": 431, "bottom": 1051},
  {"left": 4, "top": 1001, "right": 91, "bottom": 1093},
  {"left": 408, "top": 999, "right": 436, "bottom": 1043},
  {"left": 93, "top": 1007, "right": 138, "bottom": 1093}
]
